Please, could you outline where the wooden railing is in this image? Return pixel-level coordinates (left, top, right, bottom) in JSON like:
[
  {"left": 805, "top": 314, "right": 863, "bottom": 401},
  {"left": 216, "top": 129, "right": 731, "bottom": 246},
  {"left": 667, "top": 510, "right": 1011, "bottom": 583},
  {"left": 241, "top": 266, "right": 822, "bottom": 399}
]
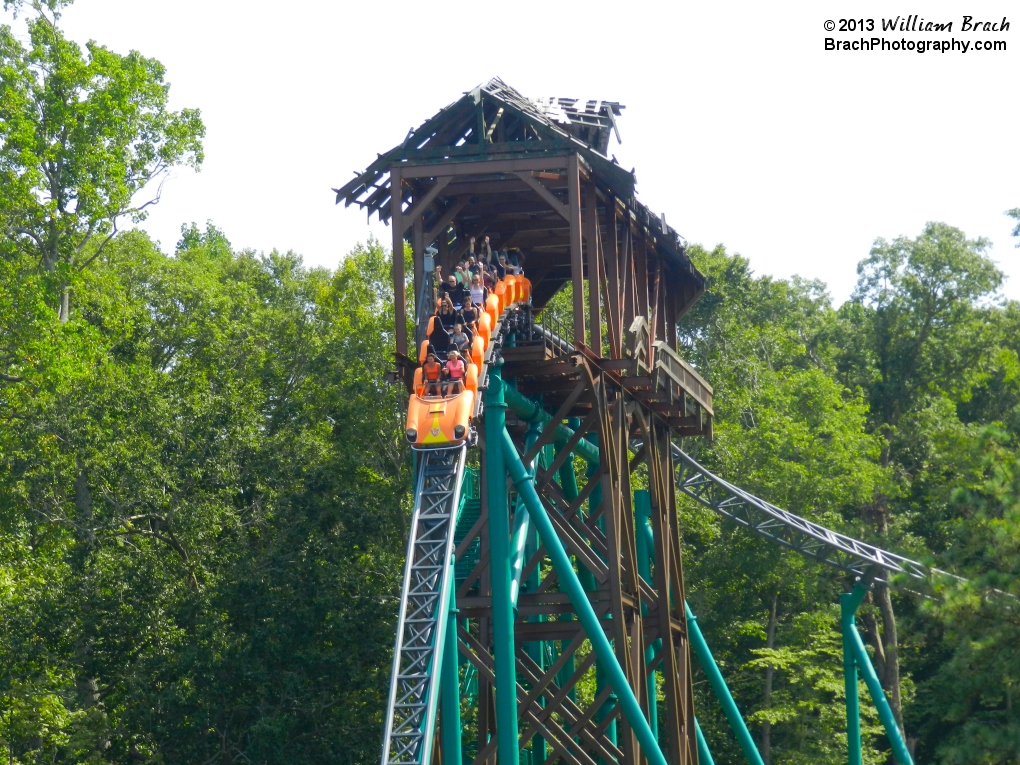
[
  {"left": 624, "top": 316, "right": 651, "bottom": 375},
  {"left": 652, "top": 341, "right": 713, "bottom": 416}
]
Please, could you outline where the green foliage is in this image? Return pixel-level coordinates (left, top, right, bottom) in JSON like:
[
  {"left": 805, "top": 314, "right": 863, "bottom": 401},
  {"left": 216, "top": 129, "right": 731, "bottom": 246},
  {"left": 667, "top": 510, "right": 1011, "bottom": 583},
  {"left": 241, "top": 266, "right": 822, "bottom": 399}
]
[
  {"left": 678, "top": 244, "right": 893, "bottom": 764},
  {"left": 1007, "top": 208, "right": 1020, "bottom": 246},
  {"left": 0, "top": 2, "right": 204, "bottom": 316},
  {"left": 915, "top": 416, "right": 1020, "bottom": 763},
  {"left": 0, "top": 228, "right": 408, "bottom": 763},
  {"left": 677, "top": 231, "right": 1020, "bottom": 764},
  {"left": 841, "top": 222, "right": 1002, "bottom": 436}
]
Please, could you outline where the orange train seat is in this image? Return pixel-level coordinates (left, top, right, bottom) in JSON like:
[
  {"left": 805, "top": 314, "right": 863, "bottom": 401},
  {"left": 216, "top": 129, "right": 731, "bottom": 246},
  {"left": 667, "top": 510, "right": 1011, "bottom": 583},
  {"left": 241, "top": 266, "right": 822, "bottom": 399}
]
[
  {"left": 470, "top": 336, "right": 484, "bottom": 370},
  {"left": 485, "top": 294, "right": 499, "bottom": 328},
  {"left": 505, "top": 274, "right": 519, "bottom": 304},
  {"left": 477, "top": 311, "right": 492, "bottom": 348},
  {"left": 404, "top": 366, "right": 477, "bottom": 448},
  {"left": 493, "top": 281, "right": 507, "bottom": 313},
  {"left": 405, "top": 274, "right": 533, "bottom": 449}
]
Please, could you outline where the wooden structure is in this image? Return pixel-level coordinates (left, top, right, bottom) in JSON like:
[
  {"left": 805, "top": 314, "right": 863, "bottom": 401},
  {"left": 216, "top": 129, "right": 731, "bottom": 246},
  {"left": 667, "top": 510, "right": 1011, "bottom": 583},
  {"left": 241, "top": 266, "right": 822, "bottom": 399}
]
[{"left": 335, "top": 78, "right": 714, "bottom": 765}]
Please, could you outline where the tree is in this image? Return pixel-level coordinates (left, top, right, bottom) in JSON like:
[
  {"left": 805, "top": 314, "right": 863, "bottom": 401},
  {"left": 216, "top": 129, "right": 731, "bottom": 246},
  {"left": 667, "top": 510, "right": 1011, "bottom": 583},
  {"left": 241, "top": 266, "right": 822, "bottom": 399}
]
[
  {"left": 836, "top": 222, "right": 1005, "bottom": 735},
  {"left": 1008, "top": 208, "right": 1020, "bottom": 246},
  {"left": 678, "top": 245, "right": 889, "bottom": 764},
  {"left": 919, "top": 414, "right": 1020, "bottom": 763},
  {"left": 0, "top": 0, "right": 204, "bottom": 320},
  {"left": 0, "top": 228, "right": 412, "bottom": 763}
]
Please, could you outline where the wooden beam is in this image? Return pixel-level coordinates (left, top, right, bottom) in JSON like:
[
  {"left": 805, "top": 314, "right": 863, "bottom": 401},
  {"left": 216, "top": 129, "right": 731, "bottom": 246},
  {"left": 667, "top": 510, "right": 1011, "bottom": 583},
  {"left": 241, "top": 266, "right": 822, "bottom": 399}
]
[
  {"left": 401, "top": 175, "right": 452, "bottom": 230},
  {"left": 389, "top": 167, "right": 407, "bottom": 358},
  {"left": 636, "top": 228, "right": 649, "bottom": 321},
  {"left": 424, "top": 196, "right": 470, "bottom": 245},
  {"left": 514, "top": 172, "right": 570, "bottom": 221},
  {"left": 401, "top": 155, "right": 570, "bottom": 179},
  {"left": 485, "top": 107, "right": 504, "bottom": 141},
  {"left": 412, "top": 215, "right": 424, "bottom": 319},
  {"left": 662, "top": 428, "right": 698, "bottom": 757},
  {"left": 622, "top": 223, "right": 635, "bottom": 333},
  {"left": 649, "top": 256, "right": 662, "bottom": 366},
  {"left": 665, "top": 281, "right": 678, "bottom": 351},
  {"left": 568, "top": 154, "right": 586, "bottom": 348},
  {"left": 583, "top": 181, "right": 602, "bottom": 356},
  {"left": 605, "top": 202, "right": 622, "bottom": 359}
]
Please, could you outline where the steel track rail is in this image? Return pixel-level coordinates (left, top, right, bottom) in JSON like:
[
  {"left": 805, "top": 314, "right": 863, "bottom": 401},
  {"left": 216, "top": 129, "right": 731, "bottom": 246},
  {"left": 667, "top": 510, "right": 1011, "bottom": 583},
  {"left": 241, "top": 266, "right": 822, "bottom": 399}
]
[
  {"left": 529, "top": 321, "right": 949, "bottom": 588},
  {"left": 668, "top": 445, "right": 950, "bottom": 586},
  {"left": 381, "top": 446, "right": 466, "bottom": 765},
  {"left": 380, "top": 295, "right": 530, "bottom": 765}
]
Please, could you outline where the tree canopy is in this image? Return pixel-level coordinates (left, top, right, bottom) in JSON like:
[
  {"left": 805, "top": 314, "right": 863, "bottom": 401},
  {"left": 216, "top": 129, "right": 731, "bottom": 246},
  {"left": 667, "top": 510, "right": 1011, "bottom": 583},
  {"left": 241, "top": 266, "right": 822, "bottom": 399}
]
[{"left": 0, "top": 0, "right": 204, "bottom": 319}]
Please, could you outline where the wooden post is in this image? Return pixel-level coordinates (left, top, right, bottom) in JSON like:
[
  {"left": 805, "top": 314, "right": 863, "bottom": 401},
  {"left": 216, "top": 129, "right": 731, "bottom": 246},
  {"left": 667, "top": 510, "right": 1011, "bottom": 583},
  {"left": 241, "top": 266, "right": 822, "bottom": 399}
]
[
  {"left": 622, "top": 222, "right": 635, "bottom": 333},
  {"left": 649, "top": 257, "right": 662, "bottom": 366},
  {"left": 595, "top": 390, "right": 638, "bottom": 765},
  {"left": 665, "top": 283, "right": 678, "bottom": 352},
  {"left": 390, "top": 167, "right": 407, "bottom": 358},
  {"left": 568, "top": 154, "right": 586, "bottom": 348},
  {"left": 412, "top": 215, "right": 424, "bottom": 321},
  {"left": 635, "top": 230, "right": 649, "bottom": 322},
  {"left": 605, "top": 202, "right": 622, "bottom": 359},
  {"left": 583, "top": 182, "right": 602, "bottom": 355},
  {"left": 648, "top": 423, "right": 688, "bottom": 765},
  {"left": 438, "top": 226, "right": 448, "bottom": 269},
  {"left": 664, "top": 436, "right": 699, "bottom": 761}
]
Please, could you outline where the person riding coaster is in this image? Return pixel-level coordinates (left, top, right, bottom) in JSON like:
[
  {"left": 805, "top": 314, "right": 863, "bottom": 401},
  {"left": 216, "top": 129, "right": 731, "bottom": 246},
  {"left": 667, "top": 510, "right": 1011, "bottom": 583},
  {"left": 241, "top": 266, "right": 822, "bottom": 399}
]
[
  {"left": 421, "top": 351, "right": 443, "bottom": 398},
  {"left": 444, "top": 350, "right": 465, "bottom": 396}
]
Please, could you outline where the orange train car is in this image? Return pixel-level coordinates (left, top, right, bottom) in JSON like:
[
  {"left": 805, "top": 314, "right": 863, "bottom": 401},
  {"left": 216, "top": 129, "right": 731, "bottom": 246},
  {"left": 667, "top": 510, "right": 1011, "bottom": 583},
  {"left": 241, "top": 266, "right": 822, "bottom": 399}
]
[
  {"left": 405, "top": 276, "right": 530, "bottom": 449},
  {"left": 404, "top": 363, "right": 478, "bottom": 449}
]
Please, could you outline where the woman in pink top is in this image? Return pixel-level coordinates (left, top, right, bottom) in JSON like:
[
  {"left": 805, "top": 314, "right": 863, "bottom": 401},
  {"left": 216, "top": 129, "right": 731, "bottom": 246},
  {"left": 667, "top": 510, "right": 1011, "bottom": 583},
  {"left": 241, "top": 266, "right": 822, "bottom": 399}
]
[{"left": 444, "top": 350, "right": 466, "bottom": 395}]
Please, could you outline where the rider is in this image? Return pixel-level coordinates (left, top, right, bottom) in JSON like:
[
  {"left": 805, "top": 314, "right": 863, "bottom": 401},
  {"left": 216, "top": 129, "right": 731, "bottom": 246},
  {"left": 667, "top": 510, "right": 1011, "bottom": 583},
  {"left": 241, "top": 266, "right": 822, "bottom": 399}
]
[
  {"left": 444, "top": 350, "right": 466, "bottom": 395},
  {"left": 451, "top": 323, "right": 470, "bottom": 354},
  {"left": 422, "top": 352, "right": 443, "bottom": 397}
]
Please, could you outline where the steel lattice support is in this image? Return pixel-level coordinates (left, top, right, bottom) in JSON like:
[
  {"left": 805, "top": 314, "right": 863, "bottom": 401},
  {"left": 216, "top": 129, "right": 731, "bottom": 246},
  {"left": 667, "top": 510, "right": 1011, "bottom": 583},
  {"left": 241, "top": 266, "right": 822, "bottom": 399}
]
[{"left": 448, "top": 356, "right": 700, "bottom": 765}]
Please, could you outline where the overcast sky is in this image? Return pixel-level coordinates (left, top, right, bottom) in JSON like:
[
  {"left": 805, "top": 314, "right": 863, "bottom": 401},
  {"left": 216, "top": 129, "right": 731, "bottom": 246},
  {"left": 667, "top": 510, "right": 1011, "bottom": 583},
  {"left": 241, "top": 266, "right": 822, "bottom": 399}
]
[{"left": 12, "top": 0, "right": 1018, "bottom": 302}]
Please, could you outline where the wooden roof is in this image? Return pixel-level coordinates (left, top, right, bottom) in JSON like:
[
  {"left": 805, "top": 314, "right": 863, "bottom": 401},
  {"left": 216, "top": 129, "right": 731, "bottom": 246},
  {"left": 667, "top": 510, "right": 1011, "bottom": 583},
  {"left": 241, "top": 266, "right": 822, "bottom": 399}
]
[{"left": 333, "top": 78, "right": 705, "bottom": 307}]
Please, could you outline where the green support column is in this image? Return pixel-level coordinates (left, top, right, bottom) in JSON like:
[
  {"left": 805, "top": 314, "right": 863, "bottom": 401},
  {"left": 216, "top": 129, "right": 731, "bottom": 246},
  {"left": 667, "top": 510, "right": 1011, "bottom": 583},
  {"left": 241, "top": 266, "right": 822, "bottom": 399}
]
[
  {"left": 521, "top": 423, "right": 546, "bottom": 765},
  {"left": 585, "top": 433, "right": 616, "bottom": 754},
  {"left": 484, "top": 363, "right": 520, "bottom": 765},
  {"left": 442, "top": 565, "right": 463, "bottom": 765},
  {"left": 695, "top": 717, "right": 716, "bottom": 765},
  {"left": 510, "top": 422, "right": 541, "bottom": 607},
  {"left": 842, "top": 584, "right": 914, "bottom": 765},
  {"left": 554, "top": 434, "right": 579, "bottom": 704},
  {"left": 503, "top": 388, "right": 600, "bottom": 464},
  {"left": 841, "top": 585, "right": 867, "bottom": 765},
  {"left": 634, "top": 489, "right": 660, "bottom": 741},
  {"left": 685, "top": 603, "right": 766, "bottom": 765},
  {"left": 500, "top": 427, "right": 669, "bottom": 765}
]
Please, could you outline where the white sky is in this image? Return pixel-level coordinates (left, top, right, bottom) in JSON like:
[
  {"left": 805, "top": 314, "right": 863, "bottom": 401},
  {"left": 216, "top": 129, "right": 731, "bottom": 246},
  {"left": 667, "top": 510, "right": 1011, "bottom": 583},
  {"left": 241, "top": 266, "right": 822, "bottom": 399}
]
[{"left": 14, "top": 0, "right": 1020, "bottom": 303}]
